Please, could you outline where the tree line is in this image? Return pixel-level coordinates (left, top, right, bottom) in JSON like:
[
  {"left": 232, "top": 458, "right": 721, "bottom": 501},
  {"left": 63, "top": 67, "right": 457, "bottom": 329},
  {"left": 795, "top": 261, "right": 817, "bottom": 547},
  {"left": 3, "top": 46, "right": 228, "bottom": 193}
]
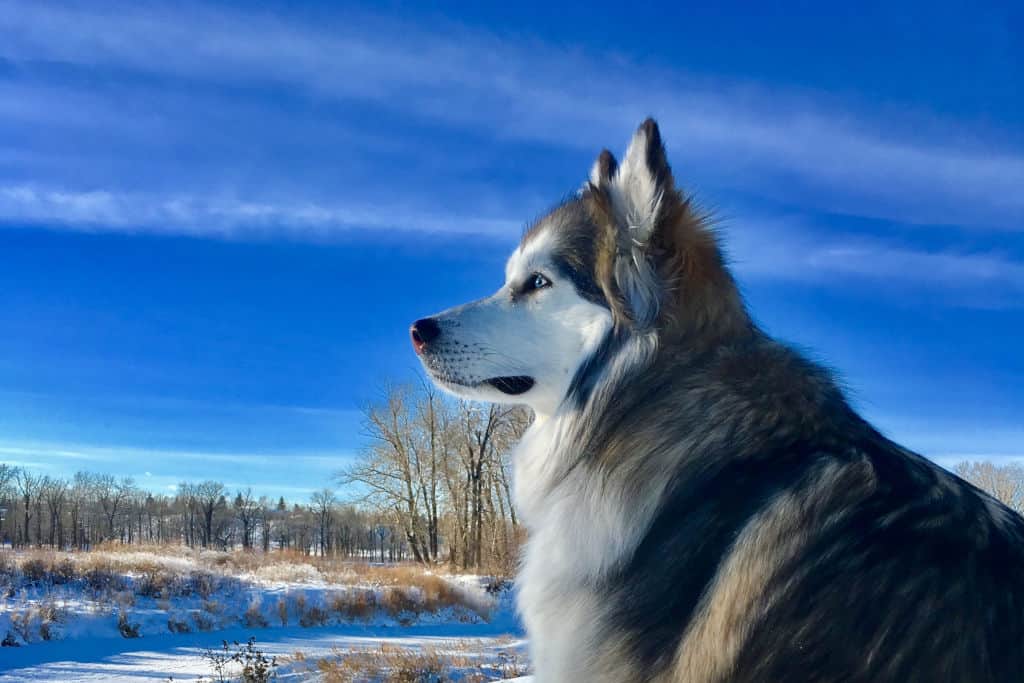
[
  {"left": 0, "top": 381, "right": 529, "bottom": 571},
  {"left": 0, "top": 465, "right": 406, "bottom": 561}
]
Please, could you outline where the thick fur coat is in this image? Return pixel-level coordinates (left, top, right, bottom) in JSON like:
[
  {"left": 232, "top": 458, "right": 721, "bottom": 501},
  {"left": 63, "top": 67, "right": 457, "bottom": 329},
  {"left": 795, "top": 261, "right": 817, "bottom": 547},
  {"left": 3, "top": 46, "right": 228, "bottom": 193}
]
[{"left": 413, "top": 119, "right": 1024, "bottom": 682}]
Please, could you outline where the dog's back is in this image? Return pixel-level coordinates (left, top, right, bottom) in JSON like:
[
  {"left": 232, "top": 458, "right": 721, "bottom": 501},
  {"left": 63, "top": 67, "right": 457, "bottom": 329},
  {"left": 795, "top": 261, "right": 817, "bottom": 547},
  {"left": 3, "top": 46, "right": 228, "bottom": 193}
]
[{"left": 592, "top": 334, "right": 1024, "bottom": 682}]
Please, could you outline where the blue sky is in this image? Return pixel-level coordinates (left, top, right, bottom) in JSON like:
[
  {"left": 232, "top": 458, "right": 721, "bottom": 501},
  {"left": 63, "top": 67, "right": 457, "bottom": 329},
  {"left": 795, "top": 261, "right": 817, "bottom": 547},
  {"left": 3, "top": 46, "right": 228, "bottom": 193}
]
[{"left": 0, "top": 0, "right": 1021, "bottom": 499}]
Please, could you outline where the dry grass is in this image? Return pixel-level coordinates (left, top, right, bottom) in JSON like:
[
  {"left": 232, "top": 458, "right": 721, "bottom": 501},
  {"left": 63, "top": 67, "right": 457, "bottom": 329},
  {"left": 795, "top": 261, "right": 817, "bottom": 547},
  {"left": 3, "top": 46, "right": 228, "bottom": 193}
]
[
  {"left": 329, "top": 589, "right": 376, "bottom": 621},
  {"left": 0, "top": 551, "right": 238, "bottom": 603},
  {"left": 313, "top": 644, "right": 448, "bottom": 683},
  {"left": 6, "top": 597, "right": 68, "bottom": 644},
  {"left": 244, "top": 601, "right": 269, "bottom": 628},
  {"left": 304, "top": 639, "right": 528, "bottom": 683},
  {"left": 1, "top": 547, "right": 493, "bottom": 635},
  {"left": 6, "top": 545, "right": 478, "bottom": 588}
]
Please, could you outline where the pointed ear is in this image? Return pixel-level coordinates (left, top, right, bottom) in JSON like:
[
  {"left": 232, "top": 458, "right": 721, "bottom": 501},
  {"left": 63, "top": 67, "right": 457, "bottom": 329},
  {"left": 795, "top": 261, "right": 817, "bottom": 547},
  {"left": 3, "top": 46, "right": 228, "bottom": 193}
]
[
  {"left": 602, "top": 118, "right": 676, "bottom": 328},
  {"left": 609, "top": 118, "right": 673, "bottom": 247},
  {"left": 588, "top": 149, "right": 618, "bottom": 187}
]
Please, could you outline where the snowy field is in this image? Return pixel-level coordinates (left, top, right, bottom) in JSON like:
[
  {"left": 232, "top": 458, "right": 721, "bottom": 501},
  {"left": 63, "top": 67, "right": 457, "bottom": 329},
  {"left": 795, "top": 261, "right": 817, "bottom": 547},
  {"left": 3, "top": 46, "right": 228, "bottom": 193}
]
[{"left": 0, "top": 548, "right": 531, "bottom": 681}]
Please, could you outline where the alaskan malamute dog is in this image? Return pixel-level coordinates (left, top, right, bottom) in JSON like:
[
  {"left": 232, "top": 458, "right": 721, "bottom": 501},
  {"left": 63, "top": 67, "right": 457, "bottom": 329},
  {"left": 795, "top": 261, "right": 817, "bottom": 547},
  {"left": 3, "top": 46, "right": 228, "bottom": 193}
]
[{"left": 411, "top": 119, "right": 1024, "bottom": 682}]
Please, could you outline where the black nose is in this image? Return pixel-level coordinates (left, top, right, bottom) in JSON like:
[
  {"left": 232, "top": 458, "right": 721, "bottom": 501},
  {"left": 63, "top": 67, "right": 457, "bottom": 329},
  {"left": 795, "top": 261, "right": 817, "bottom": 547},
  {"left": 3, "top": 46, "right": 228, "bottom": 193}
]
[{"left": 410, "top": 318, "right": 441, "bottom": 353}]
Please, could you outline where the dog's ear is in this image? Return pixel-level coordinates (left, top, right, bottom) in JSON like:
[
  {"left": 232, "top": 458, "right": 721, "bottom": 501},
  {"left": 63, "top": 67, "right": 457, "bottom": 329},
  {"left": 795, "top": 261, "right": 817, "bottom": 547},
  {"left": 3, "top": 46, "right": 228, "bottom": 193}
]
[
  {"left": 588, "top": 118, "right": 676, "bottom": 329},
  {"left": 589, "top": 119, "right": 748, "bottom": 338},
  {"left": 588, "top": 149, "right": 618, "bottom": 187}
]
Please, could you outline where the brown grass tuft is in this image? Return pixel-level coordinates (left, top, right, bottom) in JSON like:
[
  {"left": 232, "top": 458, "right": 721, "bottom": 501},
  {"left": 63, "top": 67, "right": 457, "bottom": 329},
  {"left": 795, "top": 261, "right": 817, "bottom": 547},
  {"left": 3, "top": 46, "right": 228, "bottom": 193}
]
[{"left": 244, "top": 602, "right": 269, "bottom": 628}]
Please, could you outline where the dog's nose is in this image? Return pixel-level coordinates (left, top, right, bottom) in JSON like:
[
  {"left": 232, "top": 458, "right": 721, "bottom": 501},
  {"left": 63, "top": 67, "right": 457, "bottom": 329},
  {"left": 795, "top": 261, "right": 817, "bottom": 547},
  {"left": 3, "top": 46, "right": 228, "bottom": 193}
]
[{"left": 410, "top": 318, "right": 441, "bottom": 353}]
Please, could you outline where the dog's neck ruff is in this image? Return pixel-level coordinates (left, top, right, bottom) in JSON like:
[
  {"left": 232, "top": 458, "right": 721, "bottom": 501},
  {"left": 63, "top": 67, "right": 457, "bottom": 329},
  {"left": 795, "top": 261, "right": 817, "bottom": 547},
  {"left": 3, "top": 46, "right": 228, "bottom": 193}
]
[{"left": 513, "top": 329, "right": 659, "bottom": 566}]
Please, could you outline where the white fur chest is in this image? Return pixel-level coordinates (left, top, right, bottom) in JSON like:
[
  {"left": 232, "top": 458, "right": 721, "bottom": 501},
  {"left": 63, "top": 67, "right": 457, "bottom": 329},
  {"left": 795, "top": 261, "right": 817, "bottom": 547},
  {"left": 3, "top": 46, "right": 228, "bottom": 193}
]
[
  {"left": 512, "top": 414, "right": 660, "bottom": 681},
  {"left": 513, "top": 416, "right": 601, "bottom": 681}
]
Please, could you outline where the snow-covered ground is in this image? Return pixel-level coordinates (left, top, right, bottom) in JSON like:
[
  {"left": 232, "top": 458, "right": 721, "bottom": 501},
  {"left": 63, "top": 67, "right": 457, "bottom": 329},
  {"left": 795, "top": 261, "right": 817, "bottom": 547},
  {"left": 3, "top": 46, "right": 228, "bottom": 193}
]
[
  {"left": 0, "top": 550, "right": 530, "bottom": 681},
  {"left": 1, "top": 615, "right": 528, "bottom": 681}
]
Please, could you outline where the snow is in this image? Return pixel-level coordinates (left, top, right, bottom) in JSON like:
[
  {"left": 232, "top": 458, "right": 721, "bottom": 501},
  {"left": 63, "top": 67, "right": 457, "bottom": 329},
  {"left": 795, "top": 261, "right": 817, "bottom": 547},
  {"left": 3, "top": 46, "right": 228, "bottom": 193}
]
[
  {"left": 1, "top": 619, "right": 527, "bottom": 681},
  {"left": 0, "top": 554, "right": 529, "bottom": 681}
]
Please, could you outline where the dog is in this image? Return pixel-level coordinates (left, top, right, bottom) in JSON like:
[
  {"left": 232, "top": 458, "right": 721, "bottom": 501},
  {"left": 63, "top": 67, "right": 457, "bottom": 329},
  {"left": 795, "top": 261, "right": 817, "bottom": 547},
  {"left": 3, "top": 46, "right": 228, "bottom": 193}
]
[{"left": 411, "top": 119, "right": 1024, "bottom": 682}]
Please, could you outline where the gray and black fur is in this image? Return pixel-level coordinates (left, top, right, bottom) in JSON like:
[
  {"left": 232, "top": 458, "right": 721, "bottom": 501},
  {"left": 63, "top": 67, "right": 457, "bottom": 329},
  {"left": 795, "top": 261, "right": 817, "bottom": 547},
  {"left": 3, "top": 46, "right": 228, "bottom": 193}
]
[{"left": 417, "top": 118, "right": 1024, "bottom": 682}]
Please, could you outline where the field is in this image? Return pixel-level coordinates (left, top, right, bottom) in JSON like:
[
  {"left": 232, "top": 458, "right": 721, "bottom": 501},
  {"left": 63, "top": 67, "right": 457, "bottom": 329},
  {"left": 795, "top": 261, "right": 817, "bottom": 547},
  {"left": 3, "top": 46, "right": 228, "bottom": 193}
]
[{"left": 0, "top": 546, "right": 530, "bottom": 682}]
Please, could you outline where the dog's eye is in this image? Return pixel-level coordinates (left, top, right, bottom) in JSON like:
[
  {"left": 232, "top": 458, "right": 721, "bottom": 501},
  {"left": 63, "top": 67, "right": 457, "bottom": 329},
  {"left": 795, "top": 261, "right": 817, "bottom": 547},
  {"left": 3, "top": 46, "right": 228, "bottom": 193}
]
[{"left": 526, "top": 273, "right": 551, "bottom": 292}]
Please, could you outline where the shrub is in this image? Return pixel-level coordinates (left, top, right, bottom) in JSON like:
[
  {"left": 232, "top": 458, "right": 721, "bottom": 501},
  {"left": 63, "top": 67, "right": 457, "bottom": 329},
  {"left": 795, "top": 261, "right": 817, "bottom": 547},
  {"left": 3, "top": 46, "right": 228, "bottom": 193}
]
[
  {"left": 298, "top": 604, "right": 329, "bottom": 628},
  {"left": 381, "top": 587, "right": 420, "bottom": 620},
  {"left": 191, "top": 570, "right": 219, "bottom": 599},
  {"left": 114, "top": 590, "right": 136, "bottom": 608},
  {"left": 202, "top": 599, "right": 225, "bottom": 615},
  {"left": 136, "top": 567, "right": 175, "bottom": 597},
  {"left": 52, "top": 557, "right": 77, "bottom": 585},
  {"left": 83, "top": 564, "right": 126, "bottom": 594},
  {"left": 417, "top": 575, "right": 460, "bottom": 613},
  {"left": 117, "top": 611, "right": 141, "bottom": 638},
  {"left": 192, "top": 610, "right": 215, "bottom": 632},
  {"left": 10, "top": 610, "right": 34, "bottom": 643},
  {"left": 276, "top": 598, "right": 288, "bottom": 626},
  {"left": 0, "top": 555, "right": 15, "bottom": 584},
  {"left": 168, "top": 616, "right": 191, "bottom": 633},
  {"left": 37, "top": 599, "right": 66, "bottom": 641},
  {"left": 329, "top": 589, "right": 377, "bottom": 622},
  {"left": 21, "top": 558, "right": 48, "bottom": 584},
  {"left": 203, "top": 638, "right": 278, "bottom": 683},
  {"left": 244, "top": 603, "right": 269, "bottom": 628}
]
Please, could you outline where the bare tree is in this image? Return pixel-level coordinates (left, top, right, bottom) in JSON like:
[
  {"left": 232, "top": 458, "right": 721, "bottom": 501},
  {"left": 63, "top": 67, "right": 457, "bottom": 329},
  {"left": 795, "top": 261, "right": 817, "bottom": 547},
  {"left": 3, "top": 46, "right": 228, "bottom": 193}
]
[
  {"left": 14, "top": 468, "right": 41, "bottom": 547},
  {"left": 93, "top": 474, "right": 135, "bottom": 542},
  {"left": 233, "top": 488, "right": 259, "bottom": 550},
  {"left": 194, "top": 481, "right": 227, "bottom": 548},
  {"left": 311, "top": 489, "right": 337, "bottom": 556},
  {"left": 342, "top": 384, "right": 435, "bottom": 562},
  {"left": 42, "top": 476, "right": 68, "bottom": 548},
  {"left": 257, "top": 496, "right": 273, "bottom": 552},
  {"left": 341, "top": 382, "right": 529, "bottom": 570},
  {"left": 955, "top": 461, "right": 1024, "bottom": 514}
]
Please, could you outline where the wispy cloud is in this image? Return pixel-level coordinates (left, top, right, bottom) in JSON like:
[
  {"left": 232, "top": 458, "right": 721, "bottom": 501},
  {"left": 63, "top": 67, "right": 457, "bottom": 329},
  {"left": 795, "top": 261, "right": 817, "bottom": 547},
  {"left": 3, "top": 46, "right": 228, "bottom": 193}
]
[
  {"left": 3, "top": 183, "right": 1021, "bottom": 301},
  {"left": 0, "top": 440, "right": 354, "bottom": 467},
  {"left": 0, "top": 185, "right": 520, "bottom": 238},
  {"left": 1, "top": 1, "right": 1021, "bottom": 234},
  {"left": 727, "top": 216, "right": 1024, "bottom": 302}
]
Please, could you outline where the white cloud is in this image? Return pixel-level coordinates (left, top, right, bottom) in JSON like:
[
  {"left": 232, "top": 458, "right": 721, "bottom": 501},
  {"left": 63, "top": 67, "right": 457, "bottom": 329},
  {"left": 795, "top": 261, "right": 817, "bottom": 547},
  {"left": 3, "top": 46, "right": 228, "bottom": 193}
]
[
  {"left": 0, "top": 185, "right": 521, "bottom": 238},
  {"left": 3, "top": 183, "right": 1021, "bottom": 298},
  {"left": 0, "top": 439, "right": 354, "bottom": 468},
  {"left": 715, "top": 215, "right": 1024, "bottom": 304},
  {"left": 0, "top": 1, "right": 1021, "bottom": 232}
]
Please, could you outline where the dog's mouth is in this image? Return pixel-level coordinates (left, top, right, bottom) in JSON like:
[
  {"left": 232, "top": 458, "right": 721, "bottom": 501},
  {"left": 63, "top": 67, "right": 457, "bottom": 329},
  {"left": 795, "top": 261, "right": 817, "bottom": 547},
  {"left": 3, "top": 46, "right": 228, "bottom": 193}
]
[
  {"left": 484, "top": 376, "right": 535, "bottom": 395},
  {"left": 425, "top": 364, "right": 535, "bottom": 397}
]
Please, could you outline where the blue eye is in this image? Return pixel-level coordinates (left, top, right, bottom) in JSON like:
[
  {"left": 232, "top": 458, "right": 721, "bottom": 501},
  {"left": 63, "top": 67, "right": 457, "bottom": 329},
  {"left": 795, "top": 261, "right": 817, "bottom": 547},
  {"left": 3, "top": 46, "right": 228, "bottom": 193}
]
[{"left": 528, "top": 273, "right": 551, "bottom": 291}]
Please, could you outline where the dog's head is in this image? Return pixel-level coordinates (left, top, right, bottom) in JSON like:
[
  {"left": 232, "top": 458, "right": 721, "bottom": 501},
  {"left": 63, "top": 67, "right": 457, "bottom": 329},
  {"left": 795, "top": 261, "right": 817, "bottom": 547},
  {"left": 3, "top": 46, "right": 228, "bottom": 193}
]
[{"left": 412, "top": 119, "right": 747, "bottom": 416}]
